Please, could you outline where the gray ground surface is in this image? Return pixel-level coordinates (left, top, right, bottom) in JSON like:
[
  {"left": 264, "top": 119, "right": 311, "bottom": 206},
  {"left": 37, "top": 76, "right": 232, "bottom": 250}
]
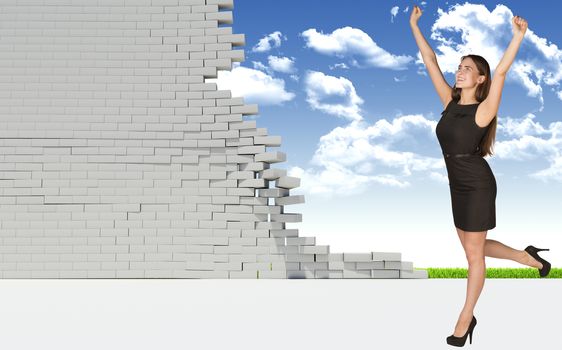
[{"left": 0, "top": 279, "right": 560, "bottom": 349}]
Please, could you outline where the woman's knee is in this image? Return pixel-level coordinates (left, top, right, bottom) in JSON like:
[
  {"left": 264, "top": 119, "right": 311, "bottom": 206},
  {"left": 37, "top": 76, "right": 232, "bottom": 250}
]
[
  {"left": 465, "top": 251, "right": 485, "bottom": 264},
  {"left": 464, "top": 241, "right": 486, "bottom": 262}
]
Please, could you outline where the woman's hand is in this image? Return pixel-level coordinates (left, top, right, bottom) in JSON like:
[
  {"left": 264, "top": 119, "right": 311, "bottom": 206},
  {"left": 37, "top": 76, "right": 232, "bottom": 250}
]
[
  {"left": 410, "top": 5, "right": 422, "bottom": 26},
  {"left": 512, "top": 15, "right": 528, "bottom": 38}
]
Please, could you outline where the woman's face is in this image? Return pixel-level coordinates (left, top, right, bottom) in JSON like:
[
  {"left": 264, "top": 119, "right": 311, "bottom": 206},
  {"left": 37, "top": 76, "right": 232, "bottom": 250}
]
[{"left": 455, "top": 58, "right": 483, "bottom": 88}]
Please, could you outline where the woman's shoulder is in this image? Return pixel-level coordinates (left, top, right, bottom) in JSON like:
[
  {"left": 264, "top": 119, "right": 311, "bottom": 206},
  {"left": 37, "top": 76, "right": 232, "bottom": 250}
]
[{"left": 442, "top": 97, "right": 454, "bottom": 111}]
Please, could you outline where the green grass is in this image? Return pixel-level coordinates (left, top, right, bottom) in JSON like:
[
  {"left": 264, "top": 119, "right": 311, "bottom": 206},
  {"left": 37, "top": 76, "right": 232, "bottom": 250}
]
[{"left": 414, "top": 267, "right": 562, "bottom": 278}]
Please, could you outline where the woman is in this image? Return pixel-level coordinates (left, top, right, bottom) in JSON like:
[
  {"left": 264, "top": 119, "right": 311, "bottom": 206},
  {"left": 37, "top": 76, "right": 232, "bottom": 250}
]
[{"left": 409, "top": 4, "right": 551, "bottom": 347}]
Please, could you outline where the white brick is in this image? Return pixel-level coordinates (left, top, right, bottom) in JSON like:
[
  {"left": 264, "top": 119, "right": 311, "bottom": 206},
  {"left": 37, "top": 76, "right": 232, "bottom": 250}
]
[
  {"left": 254, "top": 135, "right": 281, "bottom": 146},
  {"left": 270, "top": 213, "right": 301, "bottom": 223},
  {"left": 343, "top": 253, "right": 373, "bottom": 262},
  {"left": 372, "top": 270, "right": 400, "bottom": 278},
  {"left": 299, "top": 245, "right": 329, "bottom": 254},
  {"left": 356, "top": 261, "right": 385, "bottom": 269},
  {"left": 254, "top": 151, "right": 286, "bottom": 163},
  {"left": 238, "top": 178, "right": 266, "bottom": 188},
  {"left": 229, "top": 121, "right": 256, "bottom": 130},
  {"left": 218, "top": 34, "right": 245, "bottom": 46},
  {"left": 218, "top": 49, "right": 244, "bottom": 62},
  {"left": 372, "top": 252, "right": 402, "bottom": 261},
  {"left": 343, "top": 269, "right": 372, "bottom": 279},
  {"left": 275, "top": 176, "right": 300, "bottom": 189},
  {"left": 261, "top": 168, "right": 286, "bottom": 180},
  {"left": 230, "top": 104, "right": 257, "bottom": 115},
  {"left": 206, "top": 0, "right": 234, "bottom": 9},
  {"left": 274, "top": 195, "right": 305, "bottom": 205},
  {"left": 253, "top": 205, "right": 281, "bottom": 214},
  {"left": 258, "top": 188, "right": 289, "bottom": 197},
  {"left": 230, "top": 270, "right": 258, "bottom": 278}
]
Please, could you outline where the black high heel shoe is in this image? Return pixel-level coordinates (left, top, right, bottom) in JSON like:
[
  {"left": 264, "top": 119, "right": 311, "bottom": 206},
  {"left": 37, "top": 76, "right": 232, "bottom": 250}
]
[
  {"left": 446, "top": 315, "right": 477, "bottom": 347},
  {"left": 524, "top": 245, "right": 551, "bottom": 278}
]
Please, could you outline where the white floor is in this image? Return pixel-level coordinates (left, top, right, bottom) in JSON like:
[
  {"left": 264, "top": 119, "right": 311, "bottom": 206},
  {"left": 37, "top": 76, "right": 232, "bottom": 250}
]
[{"left": 0, "top": 279, "right": 560, "bottom": 349}]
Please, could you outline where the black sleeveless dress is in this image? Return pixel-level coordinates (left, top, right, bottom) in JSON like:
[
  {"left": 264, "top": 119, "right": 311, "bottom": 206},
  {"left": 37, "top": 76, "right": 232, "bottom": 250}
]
[{"left": 435, "top": 99, "right": 496, "bottom": 232}]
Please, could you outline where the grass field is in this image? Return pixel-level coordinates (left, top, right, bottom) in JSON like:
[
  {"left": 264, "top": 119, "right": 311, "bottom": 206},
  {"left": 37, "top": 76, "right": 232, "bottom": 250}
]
[{"left": 415, "top": 267, "right": 561, "bottom": 278}]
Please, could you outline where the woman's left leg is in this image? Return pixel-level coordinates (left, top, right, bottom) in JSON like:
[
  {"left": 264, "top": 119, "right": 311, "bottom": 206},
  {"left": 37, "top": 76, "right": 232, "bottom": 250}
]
[{"left": 453, "top": 230, "right": 487, "bottom": 337}]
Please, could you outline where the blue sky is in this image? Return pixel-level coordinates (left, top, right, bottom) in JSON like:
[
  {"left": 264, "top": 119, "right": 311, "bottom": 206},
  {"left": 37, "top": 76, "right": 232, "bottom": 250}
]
[{"left": 210, "top": 1, "right": 562, "bottom": 268}]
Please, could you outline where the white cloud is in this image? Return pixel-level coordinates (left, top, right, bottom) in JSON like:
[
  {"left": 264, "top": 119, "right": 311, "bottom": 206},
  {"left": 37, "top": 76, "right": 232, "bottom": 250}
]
[
  {"left": 390, "top": 6, "right": 399, "bottom": 23},
  {"left": 252, "top": 61, "right": 270, "bottom": 73},
  {"left": 289, "top": 163, "right": 390, "bottom": 196},
  {"left": 426, "top": 3, "right": 562, "bottom": 109},
  {"left": 252, "top": 31, "right": 286, "bottom": 53},
  {"left": 500, "top": 112, "right": 550, "bottom": 138},
  {"left": 252, "top": 57, "right": 297, "bottom": 78},
  {"left": 494, "top": 135, "right": 555, "bottom": 161},
  {"left": 311, "top": 118, "right": 441, "bottom": 173},
  {"left": 329, "top": 63, "right": 349, "bottom": 70},
  {"left": 531, "top": 157, "right": 562, "bottom": 182},
  {"left": 300, "top": 26, "right": 413, "bottom": 70},
  {"left": 492, "top": 114, "right": 562, "bottom": 182},
  {"left": 209, "top": 62, "right": 295, "bottom": 106},
  {"left": 303, "top": 70, "right": 364, "bottom": 122},
  {"left": 288, "top": 114, "right": 447, "bottom": 197},
  {"left": 267, "top": 55, "right": 296, "bottom": 74}
]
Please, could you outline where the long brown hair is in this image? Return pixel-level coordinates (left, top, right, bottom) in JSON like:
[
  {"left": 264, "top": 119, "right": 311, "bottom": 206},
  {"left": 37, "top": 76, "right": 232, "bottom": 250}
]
[{"left": 451, "top": 54, "right": 497, "bottom": 157}]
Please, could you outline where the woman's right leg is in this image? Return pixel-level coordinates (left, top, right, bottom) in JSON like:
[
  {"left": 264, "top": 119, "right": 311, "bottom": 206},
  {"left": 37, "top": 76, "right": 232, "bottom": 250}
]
[{"left": 455, "top": 227, "right": 542, "bottom": 268}]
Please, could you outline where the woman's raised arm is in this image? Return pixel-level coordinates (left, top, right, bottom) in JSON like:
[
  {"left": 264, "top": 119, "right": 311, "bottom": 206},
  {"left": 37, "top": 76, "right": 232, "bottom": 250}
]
[
  {"left": 479, "top": 15, "right": 528, "bottom": 123},
  {"left": 495, "top": 16, "right": 528, "bottom": 76},
  {"left": 409, "top": 5, "right": 452, "bottom": 108}
]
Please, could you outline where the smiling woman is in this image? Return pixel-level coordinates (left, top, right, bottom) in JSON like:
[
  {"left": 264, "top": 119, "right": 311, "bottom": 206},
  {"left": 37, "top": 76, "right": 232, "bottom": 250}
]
[{"left": 409, "top": 4, "right": 552, "bottom": 348}]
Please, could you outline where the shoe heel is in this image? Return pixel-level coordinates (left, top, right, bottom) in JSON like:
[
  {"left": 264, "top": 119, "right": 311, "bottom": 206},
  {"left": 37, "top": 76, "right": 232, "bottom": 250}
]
[
  {"left": 536, "top": 248, "right": 549, "bottom": 252},
  {"left": 469, "top": 329, "right": 473, "bottom": 344}
]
